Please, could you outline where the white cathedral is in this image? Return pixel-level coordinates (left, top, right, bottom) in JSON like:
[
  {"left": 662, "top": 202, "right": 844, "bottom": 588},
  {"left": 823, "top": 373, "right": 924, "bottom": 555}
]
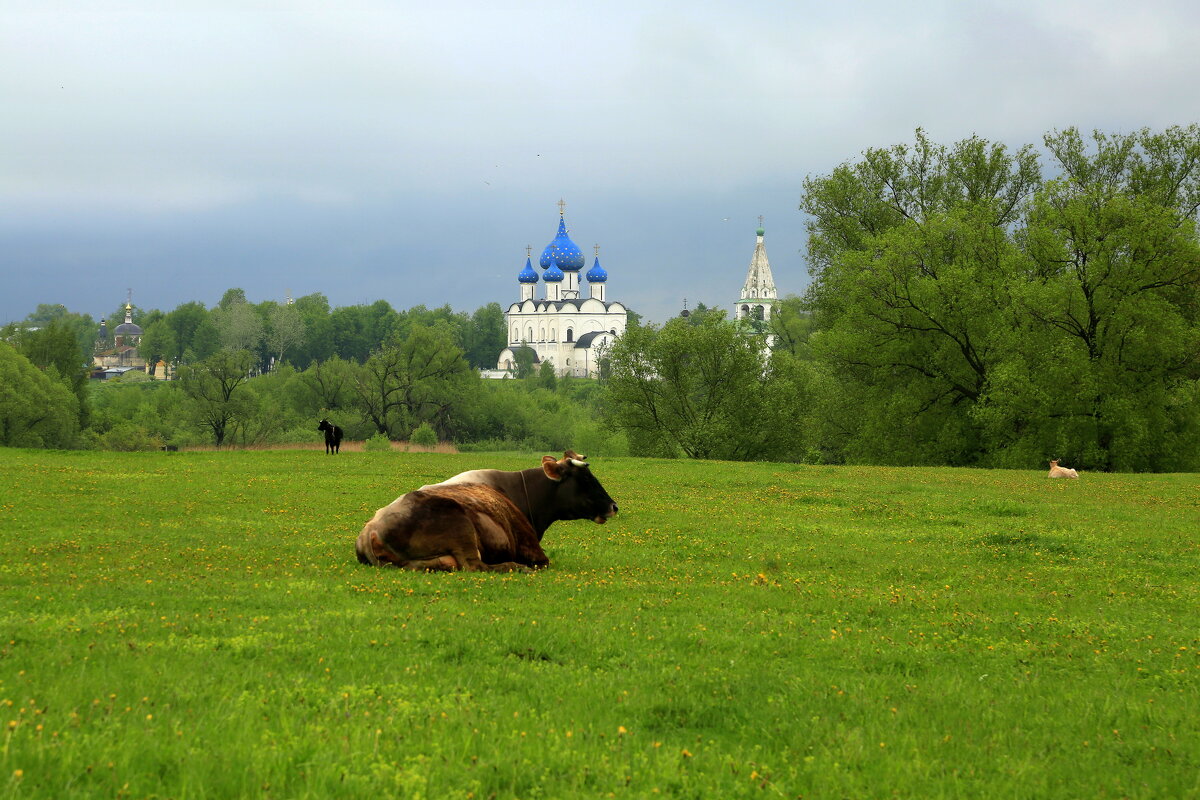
[
  {"left": 496, "top": 203, "right": 628, "bottom": 378},
  {"left": 494, "top": 204, "right": 780, "bottom": 378}
]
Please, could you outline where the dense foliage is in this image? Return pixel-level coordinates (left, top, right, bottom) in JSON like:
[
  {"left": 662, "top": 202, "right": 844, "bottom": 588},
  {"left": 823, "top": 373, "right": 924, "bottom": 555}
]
[
  {"left": 795, "top": 126, "right": 1200, "bottom": 472},
  {"left": 0, "top": 342, "right": 79, "bottom": 448},
  {"left": 2, "top": 294, "right": 626, "bottom": 454}
]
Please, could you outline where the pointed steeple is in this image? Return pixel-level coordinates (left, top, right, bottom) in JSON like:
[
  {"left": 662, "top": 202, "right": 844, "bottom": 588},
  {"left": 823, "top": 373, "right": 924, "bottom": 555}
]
[{"left": 735, "top": 217, "right": 778, "bottom": 322}]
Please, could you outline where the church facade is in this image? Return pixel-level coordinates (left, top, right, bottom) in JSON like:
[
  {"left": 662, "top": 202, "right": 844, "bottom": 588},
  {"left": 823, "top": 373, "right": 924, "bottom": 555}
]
[{"left": 496, "top": 204, "right": 627, "bottom": 378}]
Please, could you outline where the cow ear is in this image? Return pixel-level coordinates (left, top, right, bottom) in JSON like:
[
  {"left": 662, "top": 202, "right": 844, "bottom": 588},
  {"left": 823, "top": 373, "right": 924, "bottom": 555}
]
[{"left": 542, "top": 455, "right": 563, "bottom": 482}]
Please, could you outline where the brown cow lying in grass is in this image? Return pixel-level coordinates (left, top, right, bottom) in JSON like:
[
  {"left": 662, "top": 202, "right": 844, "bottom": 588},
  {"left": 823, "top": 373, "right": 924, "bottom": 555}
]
[
  {"left": 1048, "top": 459, "right": 1080, "bottom": 478},
  {"left": 355, "top": 450, "right": 618, "bottom": 571}
]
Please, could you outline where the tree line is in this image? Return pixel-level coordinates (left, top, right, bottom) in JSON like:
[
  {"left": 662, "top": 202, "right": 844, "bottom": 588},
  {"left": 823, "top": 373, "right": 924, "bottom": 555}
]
[
  {"left": 1, "top": 293, "right": 625, "bottom": 452},
  {"left": 602, "top": 126, "right": 1200, "bottom": 472}
]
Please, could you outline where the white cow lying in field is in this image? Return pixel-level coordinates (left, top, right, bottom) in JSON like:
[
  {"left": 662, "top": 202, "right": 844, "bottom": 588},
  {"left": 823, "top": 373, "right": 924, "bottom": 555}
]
[{"left": 1047, "top": 459, "right": 1079, "bottom": 479}]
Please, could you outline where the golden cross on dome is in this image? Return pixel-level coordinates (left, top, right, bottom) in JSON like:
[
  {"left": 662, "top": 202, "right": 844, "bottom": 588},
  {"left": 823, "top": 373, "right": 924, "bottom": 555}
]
[
  {"left": 526, "top": 244, "right": 532, "bottom": 258},
  {"left": 557, "top": 198, "right": 566, "bottom": 216},
  {"left": 594, "top": 243, "right": 600, "bottom": 257},
  {"left": 758, "top": 215, "right": 764, "bottom": 227}
]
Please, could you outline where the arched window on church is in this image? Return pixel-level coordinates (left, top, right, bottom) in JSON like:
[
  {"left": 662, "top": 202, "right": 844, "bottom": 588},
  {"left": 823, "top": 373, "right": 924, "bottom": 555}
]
[
  {"left": 753, "top": 305, "right": 764, "bottom": 320},
  {"left": 512, "top": 325, "right": 519, "bottom": 342},
  {"left": 741, "top": 304, "right": 750, "bottom": 317},
  {"left": 566, "top": 328, "right": 574, "bottom": 343},
  {"left": 550, "top": 328, "right": 556, "bottom": 341},
  {"left": 527, "top": 327, "right": 533, "bottom": 342}
]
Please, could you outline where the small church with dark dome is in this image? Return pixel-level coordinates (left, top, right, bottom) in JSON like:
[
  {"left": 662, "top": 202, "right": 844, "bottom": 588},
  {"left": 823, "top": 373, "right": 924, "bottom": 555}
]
[
  {"left": 91, "top": 295, "right": 170, "bottom": 379},
  {"left": 495, "top": 202, "right": 628, "bottom": 378}
]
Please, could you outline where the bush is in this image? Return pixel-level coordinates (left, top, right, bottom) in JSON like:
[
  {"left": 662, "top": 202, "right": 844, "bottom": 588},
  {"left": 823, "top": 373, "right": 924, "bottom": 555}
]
[
  {"left": 410, "top": 423, "right": 438, "bottom": 447},
  {"left": 98, "top": 422, "right": 163, "bottom": 452},
  {"left": 364, "top": 433, "right": 393, "bottom": 452}
]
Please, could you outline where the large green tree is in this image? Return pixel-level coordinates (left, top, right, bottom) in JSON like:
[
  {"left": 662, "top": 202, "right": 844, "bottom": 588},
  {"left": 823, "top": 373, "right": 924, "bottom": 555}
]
[
  {"left": 603, "top": 313, "right": 769, "bottom": 459},
  {"left": 297, "top": 356, "right": 356, "bottom": 414},
  {"left": 266, "top": 303, "right": 307, "bottom": 366},
  {"left": 991, "top": 127, "right": 1200, "bottom": 471},
  {"left": 331, "top": 301, "right": 399, "bottom": 363},
  {"left": 8, "top": 304, "right": 96, "bottom": 363},
  {"left": 178, "top": 349, "right": 257, "bottom": 446},
  {"left": 212, "top": 300, "right": 264, "bottom": 356},
  {"left": 801, "top": 126, "right": 1200, "bottom": 471},
  {"left": 0, "top": 342, "right": 79, "bottom": 448},
  {"left": 291, "top": 293, "right": 334, "bottom": 367},
  {"left": 801, "top": 131, "right": 1040, "bottom": 465},
  {"left": 351, "top": 323, "right": 477, "bottom": 439},
  {"left": 8, "top": 319, "right": 92, "bottom": 430},
  {"left": 463, "top": 302, "right": 507, "bottom": 369},
  {"left": 163, "top": 301, "right": 210, "bottom": 363},
  {"left": 138, "top": 319, "right": 178, "bottom": 369}
]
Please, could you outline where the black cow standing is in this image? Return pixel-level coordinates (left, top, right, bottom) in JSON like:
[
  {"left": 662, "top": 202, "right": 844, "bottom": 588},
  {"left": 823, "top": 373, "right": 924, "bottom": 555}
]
[{"left": 318, "top": 419, "right": 343, "bottom": 455}]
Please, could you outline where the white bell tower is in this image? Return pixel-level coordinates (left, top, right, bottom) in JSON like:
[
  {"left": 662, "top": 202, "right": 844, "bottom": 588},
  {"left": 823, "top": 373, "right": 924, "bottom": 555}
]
[{"left": 734, "top": 216, "right": 778, "bottom": 323}]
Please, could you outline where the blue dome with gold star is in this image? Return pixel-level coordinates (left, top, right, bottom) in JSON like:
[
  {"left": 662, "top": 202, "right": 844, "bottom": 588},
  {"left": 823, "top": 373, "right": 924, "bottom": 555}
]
[
  {"left": 586, "top": 256, "right": 608, "bottom": 283},
  {"left": 518, "top": 257, "right": 539, "bottom": 284},
  {"left": 539, "top": 215, "right": 586, "bottom": 272},
  {"left": 544, "top": 262, "right": 564, "bottom": 282}
]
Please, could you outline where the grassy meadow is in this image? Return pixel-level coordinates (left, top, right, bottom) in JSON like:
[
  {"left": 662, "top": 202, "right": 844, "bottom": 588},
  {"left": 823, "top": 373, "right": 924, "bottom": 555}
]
[{"left": 1, "top": 448, "right": 1198, "bottom": 798}]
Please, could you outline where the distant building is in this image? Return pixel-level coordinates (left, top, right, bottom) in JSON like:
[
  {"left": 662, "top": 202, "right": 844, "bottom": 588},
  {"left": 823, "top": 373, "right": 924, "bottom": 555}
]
[
  {"left": 494, "top": 202, "right": 628, "bottom": 378},
  {"left": 91, "top": 296, "right": 171, "bottom": 379},
  {"left": 93, "top": 301, "right": 147, "bottom": 372},
  {"left": 733, "top": 217, "right": 779, "bottom": 325}
]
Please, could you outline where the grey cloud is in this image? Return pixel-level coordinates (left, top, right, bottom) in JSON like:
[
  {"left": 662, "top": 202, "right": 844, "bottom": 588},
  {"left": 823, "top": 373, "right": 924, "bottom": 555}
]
[{"left": 3, "top": 0, "right": 1200, "bottom": 324}]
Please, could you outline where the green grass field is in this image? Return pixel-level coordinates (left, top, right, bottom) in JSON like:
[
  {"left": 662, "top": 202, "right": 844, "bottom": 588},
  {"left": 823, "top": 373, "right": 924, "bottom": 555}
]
[{"left": 1, "top": 449, "right": 1198, "bottom": 798}]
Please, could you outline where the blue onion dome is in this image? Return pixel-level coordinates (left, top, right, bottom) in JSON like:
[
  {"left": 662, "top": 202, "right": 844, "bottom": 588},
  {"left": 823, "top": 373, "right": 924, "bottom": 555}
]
[
  {"left": 518, "top": 256, "right": 539, "bottom": 284},
  {"left": 541, "top": 215, "right": 586, "bottom": 272},
  {"left": 544, "top": 262, "right": 565, "bottom": 282},
  {"left": 586, "top": 256, "right": 608, "bottom": 283}
]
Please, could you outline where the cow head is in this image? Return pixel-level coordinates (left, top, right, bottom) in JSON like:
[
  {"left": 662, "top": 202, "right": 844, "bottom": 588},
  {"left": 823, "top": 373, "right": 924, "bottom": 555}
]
[
  {"left": 318, "top": 419, "right": 332, "bottom": 432},
  {"left": 541, "top": 451, "right": 619, "bottom": 524}
]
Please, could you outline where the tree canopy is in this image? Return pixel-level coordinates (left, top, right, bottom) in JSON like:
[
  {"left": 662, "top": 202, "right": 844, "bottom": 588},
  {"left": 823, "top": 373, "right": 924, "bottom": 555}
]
[
  {"left": 800, "top": 125, "right": 1200, "bottom": 471},
  {"left": 0, "top": 342, "right": 80, "bottom": 448},
  {"left": 604, "top": 313, "right": 770, "bottom": 459}
]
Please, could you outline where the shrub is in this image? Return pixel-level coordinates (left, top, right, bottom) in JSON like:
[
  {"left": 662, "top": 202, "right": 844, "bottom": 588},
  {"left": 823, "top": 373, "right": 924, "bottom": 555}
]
[
  {"left": 364, "top": 433, "right": 393, "bottom": 452},
  {"left": 99, "top": 422, "right": 163, "bottom": 452},
  {"left": 410, "top": 423, "right": 438, "bottom": 448}
]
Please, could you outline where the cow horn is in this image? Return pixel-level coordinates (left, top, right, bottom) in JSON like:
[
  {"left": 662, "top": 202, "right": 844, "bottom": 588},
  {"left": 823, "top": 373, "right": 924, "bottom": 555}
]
[{"left": 569, "top": 458, "right": 587, "bottom": 467}]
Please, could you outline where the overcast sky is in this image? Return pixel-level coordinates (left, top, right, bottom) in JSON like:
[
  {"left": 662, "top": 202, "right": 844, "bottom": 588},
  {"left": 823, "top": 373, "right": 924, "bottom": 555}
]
[{"left": 3, "top": 0, "right": 1199, "bottom": 326}]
